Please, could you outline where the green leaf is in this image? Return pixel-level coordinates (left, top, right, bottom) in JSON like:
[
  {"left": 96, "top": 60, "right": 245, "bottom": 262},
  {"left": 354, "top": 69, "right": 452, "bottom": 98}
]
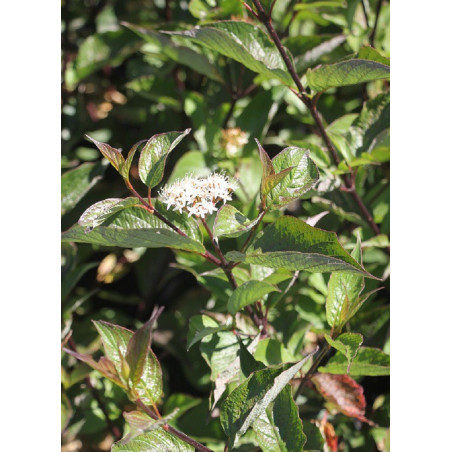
[
  {"left": 63, "top": 348, "right": 125, "bottom": 389},
  {"left": 324, "top": 333, "right": 363, "bottom": 373},
  {"left": 123, "top": 22, "right": 224, "bottom": 83},
  {"left": 168, "top": 21, "right": 293, "bottom": 86},
  {"left": 200, "top": 331, "right": 241, "bottom": 381},
  {"left": 358, "top": 45, "right": 390, "bottom": 66},
  {"left": 237, "top": 343, "right": 307, "bottom": 452},
  {"left": 93, "top": 321, "right": 163, "bottom": 404},
  {"left": 62, "top": 205, "right": 205, "bottom": 253},
  {"left": 61, "top": 162, "right": 106, "bottom": 215},
  {"left": 319, "top": 347, "right": 390, "bottom": 376},
  {"left": 210, "top": 335, "right": 261, "bottom": 412},
  {"left": 138, "top": 129, "right": 191, "bottom": 189},
  {"left": 253, "top": 386, "right": 306, "bottom": 452},
  {"left": 226, "top": 216, "right": 376, "bottom": 278},
  {"left": 187, "top": 315, "right": 232, "bottom": 350},
  {"left": 213, "top": 205, "right": 261, "bottom": 239},
  {"left": 126, "top": 311, "right": 160, "bottom": 388},
  {"left": 325, "top": 238, "right": 365, "bottom": 328},
  {"left": 266, "top": 146, "right": 320, "bottom": 208},
  {"left": 227, "top": 280, "right": 280, "bottom": 315},
  {"left": 61, "top": 262, "right": 98, "bottom": 300},
  {"left": 78, "top": 198, "right": 140, "bottom": 231},
  {"left": 262, "top": 168, "right": 294, "bottom": 197},
  {"left": 220, "top": 350, "right": 316, "bottom": 448},
  {"left": 111, "top": 429, "right": 194, "bottom": 451},
  {"left": 167, "top": 150, "right": 210, "bottom": 183},
  {"left": 85, "top": 135, "right": 125, "bottom": 172},
  {"left": 115, "top": 409, "right": 181, "bottom": 446},
  {"left": 65, "top": 29, "right": 141, "bottom": 90},
  {"left": 306, "top": 59, "right": 390, "bottom": 92},
  {"left": 120, "top": 140, "right": 146, "bottom": 181}
]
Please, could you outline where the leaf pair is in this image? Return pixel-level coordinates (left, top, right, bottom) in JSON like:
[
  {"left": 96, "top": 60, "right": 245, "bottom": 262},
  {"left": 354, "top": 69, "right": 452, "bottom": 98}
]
[
  {"left": 257, "top": 140, "right": 319, "bottom": 209},
  {"left": 63, "top": 307, "right": 164, "bottom": 405},
  {"left": 86, "top": 128, "right": 190, "bottom": 188}
]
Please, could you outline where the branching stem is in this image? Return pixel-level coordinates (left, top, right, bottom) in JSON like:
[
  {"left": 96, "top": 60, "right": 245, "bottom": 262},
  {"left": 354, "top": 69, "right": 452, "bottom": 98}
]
[
  {"left": 250, "top": 0, "right": 384, "bottom": 239},
  {"left": 136, "top": 399, "right": 214, "bottom": 452}
]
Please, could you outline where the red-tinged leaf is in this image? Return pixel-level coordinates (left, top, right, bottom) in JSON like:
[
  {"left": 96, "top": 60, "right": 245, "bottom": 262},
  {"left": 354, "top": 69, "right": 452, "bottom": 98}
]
[
  {"left": 257, "top": 139, "right": 275, "bottom": 178},
  {"left": 321, "top": 420, "right": 338, "bottom": 452},
  {"left": 85, "top": 135, "right": 125, "bottom": 171},
  {"left": 126, "top": 306, "right": 164, "bottom": 388},
  {"left": 120, "top": 139, "right": 146, "bottom": 181},
  {"left": 63, "top": 347, "right": 126, "bottom": 389},
  {"left": 256, "top": 139, "right": 275, "bottom": 204},
  {"left": 312, "top": 373, "right": 373, "bottom": 424},
  {"left": 261, "top": 167, "right": 294, "bottom": 196}
]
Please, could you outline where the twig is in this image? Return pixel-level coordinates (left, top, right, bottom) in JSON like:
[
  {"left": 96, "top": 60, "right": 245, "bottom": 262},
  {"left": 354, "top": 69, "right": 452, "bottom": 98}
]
[
  {"left": 250, "top": 0, "right": 384, "bottom": 239},
  {"left": 135, "top": 399, "right": 214, "bottom": 452},
  {"left": 200, "top": 217, "right": 263, "bottom": 329},
  {"left": 239, "top": 210, "right": 266, "bottom": 253},
  {"left": 294, "top": 342, "right": 330, "bottom": 399},
  {"left": 369, "top": 0, "right": 383, "bottom": 48}
]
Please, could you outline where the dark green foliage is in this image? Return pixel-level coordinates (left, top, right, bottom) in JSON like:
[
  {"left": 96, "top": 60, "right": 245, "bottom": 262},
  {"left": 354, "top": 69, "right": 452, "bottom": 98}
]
[{"left": 62, "top": 1, "right": 389, "bottom": 450}]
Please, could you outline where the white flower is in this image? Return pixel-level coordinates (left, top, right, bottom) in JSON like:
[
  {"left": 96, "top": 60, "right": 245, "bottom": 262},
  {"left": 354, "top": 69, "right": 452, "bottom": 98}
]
[{"left": 159, "top": 173, "right": 238, "bottom": 218}]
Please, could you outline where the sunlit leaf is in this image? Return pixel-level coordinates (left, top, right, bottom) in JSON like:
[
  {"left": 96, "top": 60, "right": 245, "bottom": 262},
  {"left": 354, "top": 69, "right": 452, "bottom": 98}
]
[
  {"left": 168, "top": 21, "right": 293, "bottom": 86},
  {"left": 319, "top": 347, "right": 390, "bottom": 376},
  {"left": 306, "top": 59, "right": 389, "bottom": 92},
  {"left": 312, "top": 373, "right": 372, "bottom": 423},
  {"left": 138, "top": 129, "right": 191, "bottom": 189}
]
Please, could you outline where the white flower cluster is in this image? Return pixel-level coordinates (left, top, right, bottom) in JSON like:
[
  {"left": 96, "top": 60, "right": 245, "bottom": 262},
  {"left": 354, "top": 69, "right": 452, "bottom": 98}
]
[{"left": 159, "top": 173, "right": 238, "bottom": 218}]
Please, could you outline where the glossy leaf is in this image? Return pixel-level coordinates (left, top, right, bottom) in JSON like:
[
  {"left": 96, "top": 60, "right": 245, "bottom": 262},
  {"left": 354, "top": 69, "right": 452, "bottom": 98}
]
[
  {"left": 138, "top": 129, "right": 191, "bottom": 189},
  {"left": 62, "top": 205, "right": 205, "bottom": 253},
  {"left": 226, "top": 216, "right": 376, "bottom": 277},
  {"left": 120, "top": 140, "right": 146, "bottom": 181},
  {"left": 306, "top": 59, "right": 389, "bottom": 92},
  {"left": 253, "top": 386, "right": 306, "bottom": 452},
  {"left": 112, "top": 429, "right": 194, "bottom": 451},
  {"left": 187, "top": 315, "right": 232, "bottom": 350},
  {"left": 78, "top": 198, "right": 140, "bottom": 231},
  {"left": 319, "top": 347, "right": 390, "bottom": 376},
  {"left": 200, "top": 331, "right": 241, "bottom": 381},
  {"left": 61, "top": 162, "right": 106, "bottom": 215},
  {"left": 267, "top": 146, "right": 320, "bottom": 208},
  {"left": 238, "top": 343, "right": 307, "bottom": 452},
  {"left": 210, "top": 335, "right": 261, "bottom": 412},
  {"left": 63, "top": 348, "right": 125, "bottom": 389},
  {"left": 124, "top": 22, "right": 224, "bottom": 83},
  {"left": 228, "top": 280, "right": 280, "bottom": 315},
  {"left": 312, "top": 373, "right": 371, "bottom": 423},
  {"left": 213, "top": 205, "right": 261, "bottom": 239},
  {"left": 168, "top": 21, "right": 293, "bottom": 86},
  {"left": 326, "top": 238, "right": 365, "bottom": 328},
  {"left": 126, "top": 312, "right": 160, "bottom": 389},
  {"left": 324, "top": 333, "right": 363, "bottom": 373},
  {"left": 86, "top": 135, "right": 124, "bottom": 171},
  {"left": 220, "top": 350, "right": 316, "bottom": 448},
  {"left": 93, "top": 321, "right": 163, "bottom": 404}
]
